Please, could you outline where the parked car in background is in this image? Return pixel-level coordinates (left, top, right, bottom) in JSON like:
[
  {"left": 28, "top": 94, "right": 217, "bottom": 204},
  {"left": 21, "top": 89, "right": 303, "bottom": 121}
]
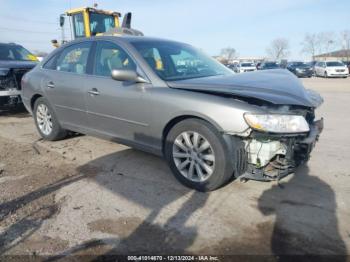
[
  {"left": 345, "top": 61, "right": 350, "bottom": 72},
  {"left": 257, "top": 61, "right": 280, "bottom": 70},
  {"left": 235, "top": 62, "right": 257, "bottom": 73},
  {"left": 22, "top": 36, "right": 324, "bottom": 191},
  {"left": 307, "top": 61, "right": 317, "bottom": 75},
  {"left": 286, "top": 61, "right": 313, "bottom": 78},
  {"left": 314, "top": 61, "right": 349, "bottom": 78},
  {"left": 0, "top": 42, "right": 38, "bottom": 106},
  {"left": 279, "top": 60, "right": 288, "bottom": 69},
  {"left": 225, "top": 63, "right": 237, "bottom": 72}
]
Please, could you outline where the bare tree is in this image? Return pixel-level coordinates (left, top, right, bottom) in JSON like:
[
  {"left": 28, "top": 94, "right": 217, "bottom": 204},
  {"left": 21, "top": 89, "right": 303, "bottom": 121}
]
[
  {"left": 266, "top": 38, "right": 290, "bottom": 60},
  {"left": 301, "top": 33, "right": 320, "bottom": 59},
  {"left": 220, "top": 47, "right": 236, "bottom": 63},
  {"left": 340, "top": 30, "right": 350, "bottom": 62},
  {"left": 317, "top": 32, "right": 336, "bottom": 54}
]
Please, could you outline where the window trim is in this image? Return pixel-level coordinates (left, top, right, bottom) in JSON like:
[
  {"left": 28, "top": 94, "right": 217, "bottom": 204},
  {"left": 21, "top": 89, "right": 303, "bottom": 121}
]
[{"left": 42, "top": 51, "right": 61, "bottom": 70}]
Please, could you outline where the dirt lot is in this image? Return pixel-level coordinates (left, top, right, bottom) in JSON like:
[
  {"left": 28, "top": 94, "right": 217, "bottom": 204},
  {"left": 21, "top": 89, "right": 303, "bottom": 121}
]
[{"left": 0, "top": 77, "right": 350, "bottom": 259}]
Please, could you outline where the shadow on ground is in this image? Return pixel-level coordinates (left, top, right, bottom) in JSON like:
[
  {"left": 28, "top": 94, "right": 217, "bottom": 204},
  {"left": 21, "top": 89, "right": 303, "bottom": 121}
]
[
  {"left": 0, "top": 173, "right": 92, "bottom": 254},
  {"left": 0, "top": 145, "right": 347, "bottom": 259},
  {"left": 42, "top": 149, "right": 210, "bottom": 259},
  {"left": 0, "top": 104, "right": 29, "bottom": 118},
  {"left": 258, "top": 165, "right": 347, "bottom": 260}
]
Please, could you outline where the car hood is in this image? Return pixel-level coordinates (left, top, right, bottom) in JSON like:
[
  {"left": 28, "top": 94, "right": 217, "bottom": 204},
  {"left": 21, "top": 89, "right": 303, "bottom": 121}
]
[
  {"left": 295, "top": 66, "right": 312, "bottom": 70},
  {"left": 167, "top": 69, "right": 323, "bottom": 108},
  {"left": 0, "top": 60, "right": 37, "bottom": 69},
  {"left": 327, "top": 66, "right": 347, "bottom": 70}
]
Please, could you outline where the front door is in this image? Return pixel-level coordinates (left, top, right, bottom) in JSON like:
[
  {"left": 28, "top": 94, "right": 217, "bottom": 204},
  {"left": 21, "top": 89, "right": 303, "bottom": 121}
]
[{"left": 85, "top": 40, "right": 150, "bottom": 143}]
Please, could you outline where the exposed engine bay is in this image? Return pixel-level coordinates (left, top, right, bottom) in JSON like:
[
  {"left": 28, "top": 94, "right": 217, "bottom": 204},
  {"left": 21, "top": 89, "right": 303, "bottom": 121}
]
[
  {"left": 236, "top": 105, "right": 324, "bottom": 182},
  {"left": 0, "top": 68, "right": 31, "bottom": 106},
  {"left": 169, "top": 71, "right": 325, "bottom": 182}
]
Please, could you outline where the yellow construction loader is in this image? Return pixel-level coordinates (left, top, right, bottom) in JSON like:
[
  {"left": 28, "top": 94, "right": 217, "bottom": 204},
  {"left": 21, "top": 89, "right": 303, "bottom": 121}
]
[{"left": 52, "top": 5, "right": 143, "bottom": 47}]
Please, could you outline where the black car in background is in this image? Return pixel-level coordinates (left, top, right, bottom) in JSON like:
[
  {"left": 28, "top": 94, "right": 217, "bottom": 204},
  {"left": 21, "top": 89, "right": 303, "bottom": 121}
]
[
  {"left": 257, "top": 61, "right": 280, "bottom": 70},
  {"left": 225, "top": 63, "right": 237, "bottom": 72},
  {"left": 307, "top": 61, "right": 317, "bottom": 76},
  {"left": 0, "top": 43, "right": 38, "bottom": 107},
  {"left": 287, "top": 61, "right": 313, "bottom": 78}
]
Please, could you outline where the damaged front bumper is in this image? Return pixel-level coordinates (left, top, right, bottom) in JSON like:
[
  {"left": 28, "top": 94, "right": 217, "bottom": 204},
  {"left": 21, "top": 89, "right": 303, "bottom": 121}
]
[
  {"left": 0, "top": 89, "right": 21, "bottom": 97},
  {"left": 0, "top": 68, "right": 30, "bottom": 105},
  {"left": 237, "top": 118, "right": 324, "bottom": 182}
]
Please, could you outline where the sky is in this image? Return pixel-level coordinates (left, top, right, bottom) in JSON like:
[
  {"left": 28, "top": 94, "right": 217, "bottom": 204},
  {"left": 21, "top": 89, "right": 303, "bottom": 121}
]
[{"left": 0, "top": 0, "right": 349, "bottom": 60}]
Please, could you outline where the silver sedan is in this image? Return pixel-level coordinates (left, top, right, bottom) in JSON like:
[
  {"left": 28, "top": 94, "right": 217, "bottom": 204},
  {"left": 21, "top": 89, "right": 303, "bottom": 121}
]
[{"left": 21, "top": 36, "right": 323, "bottom": 191}]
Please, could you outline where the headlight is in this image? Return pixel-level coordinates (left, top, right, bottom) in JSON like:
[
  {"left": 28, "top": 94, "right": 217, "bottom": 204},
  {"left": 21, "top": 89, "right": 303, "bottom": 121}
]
[
  {"left": 0, "top": 68, "right": 10, "bottom": 76},
  {"left": 244, "top": 113, "right": 310, "bottom": 133}
]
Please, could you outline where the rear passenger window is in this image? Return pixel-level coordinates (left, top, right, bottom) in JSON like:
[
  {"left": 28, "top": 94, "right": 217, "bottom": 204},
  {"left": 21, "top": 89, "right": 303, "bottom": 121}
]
[
  {"left": 56, "top": 42, "right": 92, "bottom": 74},
  {"left": 93, "top": 41, "right": 136, "bottom": 77}
]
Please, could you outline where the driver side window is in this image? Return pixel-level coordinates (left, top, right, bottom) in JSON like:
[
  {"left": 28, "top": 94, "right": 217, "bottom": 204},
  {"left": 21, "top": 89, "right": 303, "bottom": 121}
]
[{"left": 93, "top": 41, "right": 136, "bottom": 77}]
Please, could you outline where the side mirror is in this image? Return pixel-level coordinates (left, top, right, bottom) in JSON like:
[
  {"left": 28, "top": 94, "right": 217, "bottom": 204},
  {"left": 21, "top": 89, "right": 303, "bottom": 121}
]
[{"left": 111, "top": 69, "right": 148, "bottom": 83}]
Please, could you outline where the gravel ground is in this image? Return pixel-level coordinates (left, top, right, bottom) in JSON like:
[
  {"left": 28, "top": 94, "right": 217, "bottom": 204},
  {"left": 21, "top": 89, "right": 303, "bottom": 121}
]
[{"left": 0, "top": 77, "right": 349, "bottom": 259}]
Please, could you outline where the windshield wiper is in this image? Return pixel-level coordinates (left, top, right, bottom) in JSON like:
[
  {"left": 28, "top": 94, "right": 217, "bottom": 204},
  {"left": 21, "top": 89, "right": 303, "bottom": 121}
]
[{"left": 166, "top": 73, "right": 225, "bottom": 81}]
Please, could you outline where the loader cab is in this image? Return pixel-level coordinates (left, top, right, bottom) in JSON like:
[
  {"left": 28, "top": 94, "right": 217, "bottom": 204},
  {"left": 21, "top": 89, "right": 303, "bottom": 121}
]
[
  {"left": 53, "top": 6, "right": 142, "bottom": 48},
  {"left": 66, "top": 7, "right": 121, "bottom": 38}
]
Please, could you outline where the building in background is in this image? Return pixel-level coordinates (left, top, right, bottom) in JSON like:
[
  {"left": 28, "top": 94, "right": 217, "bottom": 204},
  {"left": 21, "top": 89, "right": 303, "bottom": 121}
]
[
  {"left": 313, "top": 49, "right": 350, "bottom": 62},
  {"left": 213, "top": 56, "right": 266, "bottom": 65}
]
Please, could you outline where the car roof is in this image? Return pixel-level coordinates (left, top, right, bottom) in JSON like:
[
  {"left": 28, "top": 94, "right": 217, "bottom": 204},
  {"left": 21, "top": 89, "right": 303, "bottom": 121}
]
[
  {"left": 0, "top": 42, "right": 20, "bottom": 46},
  {"left": 69, "top": 35, "right": 185, "bottom": 46}
]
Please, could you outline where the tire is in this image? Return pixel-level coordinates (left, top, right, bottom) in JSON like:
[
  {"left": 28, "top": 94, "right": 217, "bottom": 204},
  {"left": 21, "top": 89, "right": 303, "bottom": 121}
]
[
  {"left": 165, "top": 119, "right": 238, "bottom": 191},
  {"left": 33, "top": 97, "right": 67, "bottom": 141},
  {"left": 324, "top": 71, "right": 328, "bottom": 78}
]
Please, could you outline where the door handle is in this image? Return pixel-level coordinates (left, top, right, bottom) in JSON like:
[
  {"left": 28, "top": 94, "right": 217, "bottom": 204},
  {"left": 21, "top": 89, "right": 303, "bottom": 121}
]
[
  {"left": 47, "top": 81, "right": 55, "bottom": 88},
  {"left": 88, "top": 88, "right": 100, "bottom": 96}
]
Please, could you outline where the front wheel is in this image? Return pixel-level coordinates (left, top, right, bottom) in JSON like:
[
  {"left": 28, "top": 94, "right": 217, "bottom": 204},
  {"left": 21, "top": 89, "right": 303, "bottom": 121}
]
[
  {"left": 324, "top": 71, "right": 328, "bottom": 78},
  {"left": 33, "top": 97, "right": 67, "bottom": 141},
  {"left": 165, "top": 119, "right": 237, "bottom": 191}
]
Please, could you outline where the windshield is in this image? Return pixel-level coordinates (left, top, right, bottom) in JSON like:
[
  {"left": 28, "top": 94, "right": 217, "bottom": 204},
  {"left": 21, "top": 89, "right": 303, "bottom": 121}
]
[
  {"left": 241, "top": 63, "right": 255, "bottom": 67},
  {"left": 90, "top": 13, "right": 115, "bottom": 35},
  {"left": 0, "top": 44, "right": 37, "bottom": 61},
  {"left": 264, "top": 62, "right": 279, "bottom": 69},
  {"left": 131, "top": 41, "right": 233, "bottom": 81},
  {"left": 326, "top": 61, "right": 345, "bottom": 67},
  {"left": 291, "top": 62, "right": 309, "bottom": 68}
]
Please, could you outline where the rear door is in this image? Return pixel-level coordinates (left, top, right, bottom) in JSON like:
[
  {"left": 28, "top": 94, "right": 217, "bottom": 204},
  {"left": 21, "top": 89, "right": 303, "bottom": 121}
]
[
  {"left": 84, "top": 40, "right": 150, "bottom": 142},
  {"left": 42, "top": 41, "right": 92, "bottom": 129}
]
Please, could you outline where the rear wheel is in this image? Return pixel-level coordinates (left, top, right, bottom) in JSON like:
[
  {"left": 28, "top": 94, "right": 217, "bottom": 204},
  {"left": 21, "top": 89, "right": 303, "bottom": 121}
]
[
  {"left": 33, "top": 97, "right": 67, "bottom": 141},
  {"left": 165, "top": 119, "right": 236, "bottom": 191}
]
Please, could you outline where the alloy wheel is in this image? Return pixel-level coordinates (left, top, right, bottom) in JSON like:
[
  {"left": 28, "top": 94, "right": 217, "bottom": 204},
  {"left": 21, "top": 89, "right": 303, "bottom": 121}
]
[
  {"left": 172, "top": 131, "right": 215, "bottom": 182},
  {"left": 36, "top": 104, "right": 53, "bottom": 136}
]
